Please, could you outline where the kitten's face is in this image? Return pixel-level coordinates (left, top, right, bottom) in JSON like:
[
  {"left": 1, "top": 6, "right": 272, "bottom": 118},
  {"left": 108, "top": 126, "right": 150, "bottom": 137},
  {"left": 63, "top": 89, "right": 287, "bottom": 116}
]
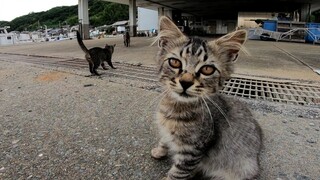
[
  {"left": 159, "top": 38, "right": 223, "bottom": 102},
  {"left": 157, "top": 16, "right": 246, "bottom": 102}
]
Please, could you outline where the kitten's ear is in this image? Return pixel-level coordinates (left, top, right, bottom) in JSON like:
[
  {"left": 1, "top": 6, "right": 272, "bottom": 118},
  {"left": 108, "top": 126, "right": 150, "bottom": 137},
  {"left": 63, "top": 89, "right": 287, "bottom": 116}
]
[
  {"left": 113, "top": 44, "right": 116, "bottom": 47},
  {"left": 208, "top": 30, "right": 247, "bottom": 62},
  {"left": 158, "top": 16, "right": 187, "bottom": 48}
]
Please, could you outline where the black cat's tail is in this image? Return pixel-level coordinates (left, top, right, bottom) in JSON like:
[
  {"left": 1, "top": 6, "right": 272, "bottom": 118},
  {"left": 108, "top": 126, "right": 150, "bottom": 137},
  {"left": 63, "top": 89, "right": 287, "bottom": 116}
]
[{"left": 76, "top": 30, "right": 89, "bottom": 54}]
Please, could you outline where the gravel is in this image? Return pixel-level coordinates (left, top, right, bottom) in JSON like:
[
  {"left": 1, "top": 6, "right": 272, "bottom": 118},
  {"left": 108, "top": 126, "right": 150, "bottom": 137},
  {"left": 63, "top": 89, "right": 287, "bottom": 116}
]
[{"left": 0, "top": 61, "right": 319, "bottom": 179}]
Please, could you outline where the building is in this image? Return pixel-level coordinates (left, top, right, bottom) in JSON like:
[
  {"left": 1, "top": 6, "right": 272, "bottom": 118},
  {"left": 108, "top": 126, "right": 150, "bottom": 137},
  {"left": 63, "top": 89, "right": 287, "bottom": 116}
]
[{"left": 77, "top": 0, "right": 320, "bottom": 39}]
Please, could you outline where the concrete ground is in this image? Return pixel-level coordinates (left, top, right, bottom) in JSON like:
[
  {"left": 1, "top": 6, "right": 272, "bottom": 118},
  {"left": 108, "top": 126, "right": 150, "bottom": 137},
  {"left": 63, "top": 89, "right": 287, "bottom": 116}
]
[
  {"left": 0, "top": 36, "right": 319, "bottom": 82},
  {"left": 0, "top": 36, "right": 319, "bottom": 179}
]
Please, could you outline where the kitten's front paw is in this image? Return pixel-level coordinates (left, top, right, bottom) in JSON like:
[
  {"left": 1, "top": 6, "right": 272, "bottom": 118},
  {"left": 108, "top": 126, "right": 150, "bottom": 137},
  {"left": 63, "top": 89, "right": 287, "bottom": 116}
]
[{"left": 151, "top": 147, "right": 168, "bottom": 159}]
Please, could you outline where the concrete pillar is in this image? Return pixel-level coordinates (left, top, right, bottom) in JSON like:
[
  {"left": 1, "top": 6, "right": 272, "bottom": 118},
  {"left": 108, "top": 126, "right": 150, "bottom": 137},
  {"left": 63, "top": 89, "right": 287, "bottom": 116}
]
[
  {"left": 78, "top": 0, "right": 90, "bottom": 39},
  {"left": 165, "top": 9, "right": 173, "bottom": 19},
  {"left": 158, "top": 7, "right": 172, "bottom": 19},
  {"left": 129, "top": 0, "right": 137, "bottom": 37},
  {"left": 158, "top": 7, "right": 165, "bottom": 17},
  {"left": 300, "top": 3, "right": 311, "bottom": 22}
]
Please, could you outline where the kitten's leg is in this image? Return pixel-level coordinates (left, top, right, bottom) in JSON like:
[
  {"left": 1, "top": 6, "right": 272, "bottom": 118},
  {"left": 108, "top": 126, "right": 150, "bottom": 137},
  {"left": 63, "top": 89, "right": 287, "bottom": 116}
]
[
  {"left": 166, "top": 149, "right": 203, "bottom": 180},
  {"left": 151, "top": 141, "right": 168, "bottom": 159},
  {"left": 101, "top": 62, "right": 108, "bottom": 70}
]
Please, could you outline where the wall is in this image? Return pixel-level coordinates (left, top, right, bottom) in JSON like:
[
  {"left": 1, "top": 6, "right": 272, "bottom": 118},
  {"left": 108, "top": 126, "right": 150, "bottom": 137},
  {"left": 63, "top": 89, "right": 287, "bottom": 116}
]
[
  {"left": 0, "top": 34, "right": 14, "bottom": 45},
  {"left": 137, "top": 7, "right": 158, "bottom": 31}
]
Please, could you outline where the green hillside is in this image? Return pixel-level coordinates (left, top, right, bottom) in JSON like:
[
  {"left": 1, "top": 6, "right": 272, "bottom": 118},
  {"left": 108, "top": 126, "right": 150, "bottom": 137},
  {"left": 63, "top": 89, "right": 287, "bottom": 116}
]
[{"left": 0, "top": 0, "right": 129, "bottom": 32}]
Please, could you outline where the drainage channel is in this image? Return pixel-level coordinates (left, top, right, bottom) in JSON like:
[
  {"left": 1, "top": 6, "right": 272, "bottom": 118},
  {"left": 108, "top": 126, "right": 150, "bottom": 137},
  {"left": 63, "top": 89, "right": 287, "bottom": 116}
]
[
  {"left": 1, "top": 53, "right": 319, "bottom": 106},
  {"left": 221, "top": 77, "right": 320, "bottom": 105}
]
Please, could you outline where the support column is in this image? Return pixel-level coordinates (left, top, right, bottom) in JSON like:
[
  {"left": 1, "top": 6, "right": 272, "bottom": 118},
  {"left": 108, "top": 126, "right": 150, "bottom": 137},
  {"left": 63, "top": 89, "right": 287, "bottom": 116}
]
[
  {"left": 158, "top": 7, "right": 173, "bottom": 30},
  {"left": 300, "top": 3, "right": 311, "bottom": 22},
  {"left": 165, "top": 9, "right": 173, "bottom": 19},
  {"left": 158, "top": 7, "right": 164, "bottom": 17},
  {"left": 158, "top": 7, "right": 172, "bottom": 19},
  {"left": 129, "top": 0, "right": 137, "bottom": 37},
  {"left": 78, "top": 0, "right": 90, "bottom": 39},
  {"left": 158, "top": 7, "right": 173, "bottom": 31}
]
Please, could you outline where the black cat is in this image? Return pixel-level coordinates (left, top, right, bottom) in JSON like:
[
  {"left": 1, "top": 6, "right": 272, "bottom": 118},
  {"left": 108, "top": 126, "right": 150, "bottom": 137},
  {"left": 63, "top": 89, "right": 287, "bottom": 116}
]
[
  {"left": 76, "top": 31, "right": 116, "bottom": 76},
  {"left": 123, "top": 31, "right": 130, "bottom": 47}
]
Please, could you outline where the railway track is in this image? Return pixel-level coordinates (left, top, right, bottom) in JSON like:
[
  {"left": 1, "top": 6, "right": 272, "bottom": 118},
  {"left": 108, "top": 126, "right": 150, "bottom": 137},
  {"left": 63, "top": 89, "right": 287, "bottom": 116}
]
[{"left": 1, "top": 53, "right": 319, "bottom": 106}]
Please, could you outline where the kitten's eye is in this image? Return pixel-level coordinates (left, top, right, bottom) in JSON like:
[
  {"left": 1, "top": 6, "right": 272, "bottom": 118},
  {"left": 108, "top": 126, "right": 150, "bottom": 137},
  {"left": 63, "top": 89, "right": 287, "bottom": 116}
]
[
  {"left": 168, "top": 58, "right": 182, "bottom": 69},
  {"left": 200, "top": 65, "right": 215, "bottom": 76}
]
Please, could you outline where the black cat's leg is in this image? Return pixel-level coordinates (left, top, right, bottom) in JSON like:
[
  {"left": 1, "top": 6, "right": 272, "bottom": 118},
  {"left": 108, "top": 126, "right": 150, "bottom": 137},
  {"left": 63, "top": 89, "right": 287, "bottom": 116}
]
[
  {"left": 93, "top": 62, "right": 101, "bottom": 76},
  {"left": 89, "top": 62, "right": 94, "bottom": 74},
  {"left": 166, "top": 148, "right": 203, "bottom": 180},
  {"left": 101, "top": 62, "right": 108, "bottom": 70},
  {"left": 107, "top": 59, "right": 116, "bottom": 69}
]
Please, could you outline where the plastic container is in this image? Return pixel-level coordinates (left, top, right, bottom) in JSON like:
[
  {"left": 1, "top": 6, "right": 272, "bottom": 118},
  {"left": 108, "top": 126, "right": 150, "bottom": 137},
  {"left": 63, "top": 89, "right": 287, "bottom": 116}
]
[
  {"left": 305, "top": 23, "right": 320, "bottom": 43},
  {"left": 263, "top": 20, "right": 277, "bottom": 31}
]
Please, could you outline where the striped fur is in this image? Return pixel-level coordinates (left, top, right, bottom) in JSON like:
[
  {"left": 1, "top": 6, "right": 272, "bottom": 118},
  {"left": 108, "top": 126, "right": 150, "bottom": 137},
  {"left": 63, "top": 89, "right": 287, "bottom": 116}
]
[{"left": 152, "top": 16, "right": 262, "bottom": 180}]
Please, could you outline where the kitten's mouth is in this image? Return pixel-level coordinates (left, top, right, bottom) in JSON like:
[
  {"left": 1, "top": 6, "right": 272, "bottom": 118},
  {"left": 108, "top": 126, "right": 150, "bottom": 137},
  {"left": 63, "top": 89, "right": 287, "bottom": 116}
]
[
  {"left": 180, "top": 91, "right": 192, "bottom": 98},
  {"left": 171, "top": 91, "right": 198, "bottom": 102}
]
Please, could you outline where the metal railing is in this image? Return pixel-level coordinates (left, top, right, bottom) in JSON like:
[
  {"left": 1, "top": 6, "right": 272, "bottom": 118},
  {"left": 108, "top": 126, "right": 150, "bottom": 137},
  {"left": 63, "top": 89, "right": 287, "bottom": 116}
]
[{"left": 251, "top": 27, "right": 320, "bottom": 44}]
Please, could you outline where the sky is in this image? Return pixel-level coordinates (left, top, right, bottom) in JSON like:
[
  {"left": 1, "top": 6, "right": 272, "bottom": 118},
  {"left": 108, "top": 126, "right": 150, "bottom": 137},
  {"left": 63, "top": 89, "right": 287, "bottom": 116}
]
[{"left": 0, "top": 0, "right": 78, "bottom": 21}]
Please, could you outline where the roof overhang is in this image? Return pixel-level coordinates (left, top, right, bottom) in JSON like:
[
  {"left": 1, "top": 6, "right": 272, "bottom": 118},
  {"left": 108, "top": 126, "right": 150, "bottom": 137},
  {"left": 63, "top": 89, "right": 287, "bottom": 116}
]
[{"left": 104, "top": 0, "right": 319, "bottom": 20}]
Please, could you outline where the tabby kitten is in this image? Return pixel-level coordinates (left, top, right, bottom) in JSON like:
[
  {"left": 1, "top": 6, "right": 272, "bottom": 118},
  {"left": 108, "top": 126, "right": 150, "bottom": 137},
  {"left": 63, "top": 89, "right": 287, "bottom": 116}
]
[
  {"left": 151, "top": 16, "right": 263, "bottom": 180},
  {"left": 76, "top": 31, "right": 116, "bottom": 76}
]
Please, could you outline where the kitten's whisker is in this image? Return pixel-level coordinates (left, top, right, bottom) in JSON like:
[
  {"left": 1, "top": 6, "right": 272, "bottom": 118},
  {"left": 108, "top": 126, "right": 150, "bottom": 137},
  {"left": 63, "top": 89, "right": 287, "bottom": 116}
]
[
  {"left": 201, "top": 97, "right": 213, "bottom": 122},
  {"left": 149, "top": 88, "right": 170, "bottom": 108},
  {"left": 137, "top": 88, "right": 170, "bottom": 122},
  {"left": 199, "top": 100, "right": 206, "bottom": 130},
  {"left": 199, "top": 100, "right": 204, "bottom": 123},
  {"left": 208, "top": 98, "right": 244, "bottom": 150},
  {"left": 204, "top": 95, "right": 232, "bottom": 129},
  {"left": 201, "top": 97, "right": 215, "bottom": 143}
]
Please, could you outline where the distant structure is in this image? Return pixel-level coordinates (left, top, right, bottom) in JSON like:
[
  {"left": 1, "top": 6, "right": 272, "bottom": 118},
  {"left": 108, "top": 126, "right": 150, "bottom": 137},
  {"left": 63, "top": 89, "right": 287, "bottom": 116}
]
[
  {"left": 112, "top": 20, "right": 129, "bottom": 34},
  {"left": 77, "top": 0, "right": 320, "bottom": 39},
  {"left": 0, "top": 26, "right": 17, "bottom": 45},
  {"left": 137, "top": 7, "right": 158, "bottom": 34}
]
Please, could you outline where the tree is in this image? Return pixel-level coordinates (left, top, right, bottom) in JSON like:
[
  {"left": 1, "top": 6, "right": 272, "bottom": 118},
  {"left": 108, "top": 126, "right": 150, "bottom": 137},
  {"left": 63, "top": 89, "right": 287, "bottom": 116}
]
[{"left": 6, "top": 0, "right": 129, "bottom": 31}]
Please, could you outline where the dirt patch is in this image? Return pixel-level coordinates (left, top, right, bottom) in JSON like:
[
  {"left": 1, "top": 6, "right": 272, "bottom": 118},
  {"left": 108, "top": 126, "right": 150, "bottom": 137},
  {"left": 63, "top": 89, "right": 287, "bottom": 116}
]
[{"left": 35, "top": 71, "right": 68, "bottom": 82}]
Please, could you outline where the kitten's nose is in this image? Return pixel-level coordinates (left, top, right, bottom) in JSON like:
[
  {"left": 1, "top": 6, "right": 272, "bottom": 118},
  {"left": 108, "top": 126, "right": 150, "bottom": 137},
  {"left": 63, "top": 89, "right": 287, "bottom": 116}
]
[
  {"left": 180, "top": 80, "right": 194, "bottom": 90},
  {"left": 179, "top": 73, "right": 194, "bottom": 90}
]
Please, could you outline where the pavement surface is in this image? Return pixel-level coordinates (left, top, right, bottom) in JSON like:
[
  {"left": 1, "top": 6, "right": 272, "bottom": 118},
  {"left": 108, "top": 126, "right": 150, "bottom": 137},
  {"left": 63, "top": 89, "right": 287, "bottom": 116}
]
[
  {"left": 0, "top": 36, "right": 319, "bottom": 179},
  {"left": 0, "top": 36, "right": 319, "bottom": 82}
]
